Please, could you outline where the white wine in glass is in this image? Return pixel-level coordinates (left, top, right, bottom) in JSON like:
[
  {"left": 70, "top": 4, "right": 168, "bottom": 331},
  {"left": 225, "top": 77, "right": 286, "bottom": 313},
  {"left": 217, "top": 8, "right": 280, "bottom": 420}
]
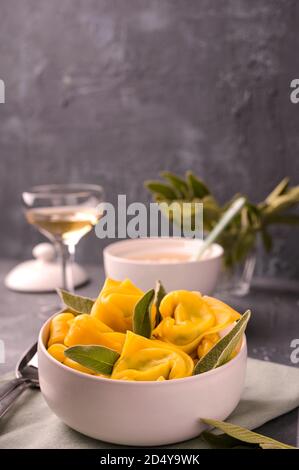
[
  {"left": 23, "top": 184, "right": 104, "bottom": 292},
  {"left": 26, "top": 206, "right": 100, "bottom": 245}
]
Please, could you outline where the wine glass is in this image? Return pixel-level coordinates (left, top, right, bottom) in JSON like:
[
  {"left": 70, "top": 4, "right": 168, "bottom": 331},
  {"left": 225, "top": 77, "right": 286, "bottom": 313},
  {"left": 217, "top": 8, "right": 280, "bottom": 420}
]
[{"left": 22, "top": 184, "right": 104, "bottom": 293}]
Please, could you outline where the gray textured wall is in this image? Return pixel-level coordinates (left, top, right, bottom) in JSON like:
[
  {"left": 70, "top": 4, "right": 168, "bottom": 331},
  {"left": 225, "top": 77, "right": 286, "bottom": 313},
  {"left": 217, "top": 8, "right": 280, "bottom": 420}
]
[{"left": 0, "top": 0, "right": 299, "bottom": 278}]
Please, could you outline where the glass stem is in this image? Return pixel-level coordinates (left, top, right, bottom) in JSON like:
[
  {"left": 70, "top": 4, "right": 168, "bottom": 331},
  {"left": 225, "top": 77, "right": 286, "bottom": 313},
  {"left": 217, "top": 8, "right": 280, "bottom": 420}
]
[{"left": 57, "top": 242, "right": 75, "bottom": 292}]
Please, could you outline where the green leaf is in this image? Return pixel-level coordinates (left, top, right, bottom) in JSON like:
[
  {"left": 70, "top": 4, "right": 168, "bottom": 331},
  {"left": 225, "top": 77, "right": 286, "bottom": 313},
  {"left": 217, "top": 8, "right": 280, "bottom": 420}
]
[
  {"left": 186, "top": 171, "right": 210, "bottom": 199},
  {"left": 144, "top": 181, "right": 177, "bottom": 200},
  {"left": 261, "top": 228, "right": 273, "bottom": 252},
  {"left": 264, "top": 213, "right": 299, "bottom": 225},
  {"left": 153, "top": 280, "right": 166, "bottom": 327},
  {"left": 260, "top": 442, "right": 296, "bottom": 449},
  {"left": 263, "top": 187, "right": 299, "bottom": 216},
  {"left": 160, "top": 172, "right": 190, "bottom": 198},
  {"left": 201, "top": 431, "right": 258, "bottom": 449},
  {"left": 193, "top": 310, "right": 251, "bottom": 374},
  {"left": 201, "top": 419, "right": 297, "bottom": 449},
  {"left": 58, "top": 289, "right": 95, "bottom": 315},
  {"left": 64, "top": 345, "right": 119, "bottom": 375},
  {"left": 230, "top": 230, "right": 255, "bottom": 264},
  {"left": 201, "top": 195, "right": 222, "bottom": 221},
  {"left": 265, "top": 177, "right": 290, "bottom": 205},
  {"left": 133, "top": 289, "right": 155, "bottom": 338}
]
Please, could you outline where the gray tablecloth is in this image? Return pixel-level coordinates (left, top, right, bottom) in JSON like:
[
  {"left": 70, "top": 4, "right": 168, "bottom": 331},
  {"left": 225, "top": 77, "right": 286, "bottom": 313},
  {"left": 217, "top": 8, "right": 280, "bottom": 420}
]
[{"left": 0, "top": 358, "right": 298, "bottom": 449}]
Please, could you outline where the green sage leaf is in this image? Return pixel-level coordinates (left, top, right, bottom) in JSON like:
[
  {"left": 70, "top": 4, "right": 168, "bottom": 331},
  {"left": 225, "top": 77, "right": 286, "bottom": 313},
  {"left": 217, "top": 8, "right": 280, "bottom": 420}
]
[
  {"left": 153, "top": 280, "right": 166, "bottom": 327},
  {"left": 261, "top": 228, "right": 273, "bottom": 252},
  {"left": 186, "top": 171, "right": 210, "bottom": 198},
  {"left": 201, "top": 431, "right": 257, "bottom": 449},
  {"left": 260, "top": 442, "right": 296, "bottom": 449},
  {"left": 64, "top": 345, "right": 119, "bottom": 375},
  {"left": 201, "top": 419, "right": 296, "bottom": 449},
  {"left": 133, "top": 289, "right": 155, "bottom": 338},
  {"left": 264, "top": 213, "right": 299, "bottom": 225},
  {"left": 201, "top": 195, "right": 222, "bottom": 222},
  {"left": 232, "top": 231, "right": 255, "bottom": 263},
  {"left": 265, "top": 177, "right": 290, "bottom": 205},
  {"left": 144, "top": 181, "right": 177, "bottom": 200},
  {"left": 264, "top": 187, "right": 299, "bottom": 215},
  {"left": 58, "top": 289, "right": 95, "bottom": 315},
  {"left": 193, "top": 310, "right": 251, "bottom": 374},
  {"left": 161, "top": 171, "right": 190, "bottom": 199}
]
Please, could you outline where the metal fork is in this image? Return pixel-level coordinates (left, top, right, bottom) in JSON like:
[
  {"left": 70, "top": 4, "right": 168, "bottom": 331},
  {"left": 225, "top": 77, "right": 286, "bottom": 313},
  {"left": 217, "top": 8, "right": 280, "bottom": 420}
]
[{"left": 0, "top": 343, "right": 39, "bottom": 418}]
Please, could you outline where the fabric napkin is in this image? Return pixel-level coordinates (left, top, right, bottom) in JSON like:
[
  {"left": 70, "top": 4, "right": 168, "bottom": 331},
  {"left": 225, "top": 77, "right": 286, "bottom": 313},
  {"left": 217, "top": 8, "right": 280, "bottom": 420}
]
[{"left": 0, "top": 358, "right": 298, "bottom": 449}]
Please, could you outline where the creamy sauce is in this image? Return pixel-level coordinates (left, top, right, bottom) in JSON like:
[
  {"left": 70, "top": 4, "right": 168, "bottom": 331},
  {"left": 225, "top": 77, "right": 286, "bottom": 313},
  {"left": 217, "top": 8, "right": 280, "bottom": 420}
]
[{"left": 125, "top": 252, "right": 192, "bottom": 263}]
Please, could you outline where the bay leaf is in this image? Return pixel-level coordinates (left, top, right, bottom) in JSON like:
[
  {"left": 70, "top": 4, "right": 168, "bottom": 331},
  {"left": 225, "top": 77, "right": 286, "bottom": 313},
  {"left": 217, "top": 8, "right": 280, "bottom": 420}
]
[
  {"left": 58, "top": 289, "right": 95, "bottom": 315},
  {"left": 64, "top": 345, "right": 119, "bottom": 375},
  {"left": 193, "top": 310, "right": 251, "bottom": 374},
  {"left": 133, "top": 289, "right": 155, "bottom": 338},
  {"left": 201, "top": 418, "right": 296, "bottom": 449}
]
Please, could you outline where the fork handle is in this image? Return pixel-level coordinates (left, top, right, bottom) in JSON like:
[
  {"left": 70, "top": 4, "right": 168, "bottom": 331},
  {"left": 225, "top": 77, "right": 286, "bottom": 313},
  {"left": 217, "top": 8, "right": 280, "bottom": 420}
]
[
  {"left": 0, "top": 381, "right": 31, "bottom": 418},
  {"left": 0, "top": 378, "right": 29, "bottom": 401}
]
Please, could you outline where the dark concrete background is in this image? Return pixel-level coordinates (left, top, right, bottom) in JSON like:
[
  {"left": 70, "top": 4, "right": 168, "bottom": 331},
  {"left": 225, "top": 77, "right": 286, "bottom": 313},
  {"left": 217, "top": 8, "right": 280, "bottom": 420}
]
[{"left": 0, "top": 0, "right": 299, "bottom": 278}]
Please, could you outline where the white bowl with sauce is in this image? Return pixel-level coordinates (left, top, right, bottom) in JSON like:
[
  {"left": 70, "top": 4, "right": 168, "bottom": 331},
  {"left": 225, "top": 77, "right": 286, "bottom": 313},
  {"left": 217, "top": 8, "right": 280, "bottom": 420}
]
[{"left": 103, "top": 238, "right": 223, "bottom": 294}]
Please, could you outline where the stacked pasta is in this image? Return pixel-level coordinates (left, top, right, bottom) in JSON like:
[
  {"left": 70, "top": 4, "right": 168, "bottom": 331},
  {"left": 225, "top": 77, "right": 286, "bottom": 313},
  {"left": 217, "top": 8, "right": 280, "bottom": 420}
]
[{"left": 47, "top": 278, "right": 240, "bottom": 381}]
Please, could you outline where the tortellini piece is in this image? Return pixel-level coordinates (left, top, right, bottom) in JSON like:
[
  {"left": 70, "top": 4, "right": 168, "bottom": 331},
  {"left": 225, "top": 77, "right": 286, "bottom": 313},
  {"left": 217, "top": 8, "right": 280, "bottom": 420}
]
[
  {"left": 91, "top": 278, "right": 144, "bottom": 332},
  {"left": 64, "top": 314, "right": 126, "bottom": 353},
  {"left": 153, "top": 291, "right": 240, "bottom": 354},
  {"left": 197, "top": 333, "right": 220, "bottom": 358},
  {"left": 111, "top": 331, "right": 194, "bottom": 381},
  {"left": 48, "top": 343, "right": 68, "bottom": 363},
  {"left": 48, "top": 343, "right": 95, "bottom": 375},
  {"left": 48, "top": 312, "right": 74, "bottom": 347}
]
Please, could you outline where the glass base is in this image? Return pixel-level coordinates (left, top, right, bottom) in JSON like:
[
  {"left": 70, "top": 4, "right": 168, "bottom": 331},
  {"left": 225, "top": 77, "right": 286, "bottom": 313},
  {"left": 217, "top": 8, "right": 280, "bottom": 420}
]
[{"left": 216, "top": 252, "right": 257, "bottom": 297}]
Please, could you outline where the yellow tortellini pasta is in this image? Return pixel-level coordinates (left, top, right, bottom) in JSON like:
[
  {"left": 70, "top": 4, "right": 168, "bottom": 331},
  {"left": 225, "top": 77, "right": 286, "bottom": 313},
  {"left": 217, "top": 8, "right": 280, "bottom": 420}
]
[
  {"left": 64, "top": 314, "right": 126, "bottom": 353},
  {"left": 197, "top": 333, "right": 220, "bottom": 358},
  {"left": 203, "top": 296, "right": 240, "bottom": 324},
  {"left": 152, "top": 291, "right": 240, "bottom": 354},
  {"left": 111, "top": 331, "right": 194, "bottom": 381},
  {"left": 48, "top": 343, "right": 68, "bottom": 363},
  {"left": 47, "top": 278, "right": 242, "bottom": 381},
  {"left": 91, "top": 278, "right": 144, "bottom": 332},
  {"left": 48, "top": 312, "right": 74, "bottom": 347},
  {"left": 48, "top": 343, "right": 95, "bottom": 374}
]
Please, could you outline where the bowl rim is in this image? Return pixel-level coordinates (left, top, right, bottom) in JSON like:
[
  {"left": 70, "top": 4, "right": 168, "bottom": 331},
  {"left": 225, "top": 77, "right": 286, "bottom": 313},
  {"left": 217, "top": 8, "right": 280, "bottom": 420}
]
[
  {"left": 38, "top": 313, "right": 247, "bottom": 387},
  {"left": 103, "top": 237, "right": 224, "bottom": 266}
]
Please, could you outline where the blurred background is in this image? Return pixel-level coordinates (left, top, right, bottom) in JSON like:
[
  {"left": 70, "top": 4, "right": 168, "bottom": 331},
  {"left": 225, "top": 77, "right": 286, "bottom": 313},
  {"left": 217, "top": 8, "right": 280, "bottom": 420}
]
[{"left": 0, "top": 0, "right": 299, "bottom": 279}]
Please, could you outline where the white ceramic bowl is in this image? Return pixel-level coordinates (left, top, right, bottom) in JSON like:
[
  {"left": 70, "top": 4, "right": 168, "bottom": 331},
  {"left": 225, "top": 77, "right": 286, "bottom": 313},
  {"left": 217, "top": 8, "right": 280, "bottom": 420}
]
[
  {"left": 103, "top": 238, "right": 223, "bottom": 294},
  {"left": 38, "top": 316, "right": 247, "bottom": 446}
]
